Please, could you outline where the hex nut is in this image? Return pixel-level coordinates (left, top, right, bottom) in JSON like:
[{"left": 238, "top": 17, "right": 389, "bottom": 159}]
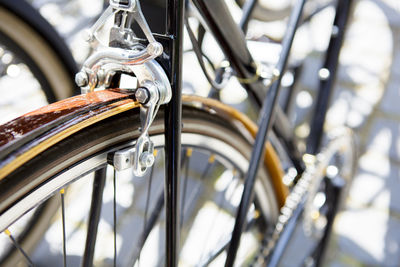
[
  {"left": 75, "top": 71, "right": 88, "bottom": 87},
  {"left": 135, "top": 87, "right": 150, "bottom": 104}
]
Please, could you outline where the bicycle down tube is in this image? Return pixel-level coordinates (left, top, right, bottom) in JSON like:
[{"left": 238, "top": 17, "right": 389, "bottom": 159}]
[{"left": 226, "top": 0, "right": 306, "bottom": 264}]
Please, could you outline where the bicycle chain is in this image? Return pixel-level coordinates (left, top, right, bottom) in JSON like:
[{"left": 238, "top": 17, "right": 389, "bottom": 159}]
[
  {"left": 250, "top": 130, "right": 351, "bottom": 266},
  {"left": 250, "top": 156, "right": 316, "bottom": 266},
  {"left": 250, "top": 149, "right": 340, "bottom": 266}
]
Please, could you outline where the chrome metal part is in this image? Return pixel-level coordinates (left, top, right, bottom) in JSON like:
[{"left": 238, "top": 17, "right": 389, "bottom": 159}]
[
  {"left": 75, "top": 71, "right": 89, "bottom": 87},
  {"left": 112, "top": 146, "right": 135, "bottom": 171},
  {"left": 109, "top": 81, "right": 164, "bottom": 177},
  {"left": 133, "top": 135, "right": 155, "bottom": 176},
  {"left": 75, "top": 0, "right": 166, "bottom": 93},
  {"left": 135, "top": 87, "right": 150, "bottom": 104},
  {"left": 75, "top": 0, "right": 171, "bottom": 176},
  {"left": 0, "top": 132, "right": 278, "bottom": 236},
  {"left": 132, "top": 81, "right": 161, "bottom": 176},
  {"left": 110, "top": 0, "right": 136, "bottom": 11},
  {"left": 110, "top": 141, "right": 155, "bottom": 175}
]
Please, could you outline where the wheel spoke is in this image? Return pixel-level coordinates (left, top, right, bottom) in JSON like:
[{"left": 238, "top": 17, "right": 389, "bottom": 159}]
[
  {"left": 202, "top": 154, "right": 215, "bottom": 180},
  {"left": 60, "top": 188, "right": 67, "bottom": 267},
  {"left": 180, "top": 148, "right": 192, "bottom": 230},
  {"left": 138, "top": 150, "right": 157, "bottom": 266},
  {"left": 113, "top": 169, "right": 117, "bottom": 267},
  {"left": 134, "top": 191, "right": 165, "bottom": 263},
  {"left": 129, "top": 149, "right": 165, "bottom": 265},
  {"left": 198, "top": 235, "right": 230, "bottom": 267},
  {"left": 198, "top": 217, "right": 258, "bottom": 267},
  {"left": 0, "top": 112, "right": 279, "bottom": 266},
  {"left": 180, "top": 154, "right": 215, "bottom": 223},
  {"left": 4, "top": 229, "right": 34, "bottom": 266},
  {"left": 82, "top": 167, "right": 107, "bottom": 267},
  {"left": 198, "top": 169, "right": 239, "bottom": 262}
]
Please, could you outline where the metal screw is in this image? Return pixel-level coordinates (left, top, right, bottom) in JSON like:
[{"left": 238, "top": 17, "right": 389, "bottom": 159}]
[
  {"left": 140, "top": 152, "right": 155, "bottom": 167},
  {"left": 82, "top": 29, "right": 94, "bottom": 43},
  {"left": 318, "top": 68, "right": 330, "bottom": 81},
  {"left": 331, "top": 25, "right": 339, "bottom": 37},
  {"left": 135, "top": 87, "right": 150, "bottom": 104},
  {"left": 147, "top": 42, "right": 163, "bottom": 57},
  {"left": 75, "top": 71, "right": 88, "bottom": 87}
]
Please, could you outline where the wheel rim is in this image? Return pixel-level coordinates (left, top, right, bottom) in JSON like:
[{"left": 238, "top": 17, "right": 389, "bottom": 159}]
[{"left": 0, "top": 128, "right": 278, "bottom": 266}]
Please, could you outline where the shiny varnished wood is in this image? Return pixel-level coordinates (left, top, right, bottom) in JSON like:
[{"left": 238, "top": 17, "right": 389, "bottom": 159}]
[
  {"left": 0, "top": 89, "right": 136, "bottom": 156},
  {"left": 0, "top": 89, "right": 139, "bottom": 177},
  {"left": 0, "top": 92, "right": 287, "bottom": 207}
]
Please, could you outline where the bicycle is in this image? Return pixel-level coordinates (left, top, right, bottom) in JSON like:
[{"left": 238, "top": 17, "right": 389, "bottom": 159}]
[
  {"left": 0, "top": 0, "right": 79, "bottom": 124},
  {"left": 0, "top": 0, "right": 356, "bottom": 266}
]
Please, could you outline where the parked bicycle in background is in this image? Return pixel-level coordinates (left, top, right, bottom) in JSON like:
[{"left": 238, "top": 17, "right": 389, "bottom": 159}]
[{"left": 0, "top": 0, "right": 358, "bottom": 266}]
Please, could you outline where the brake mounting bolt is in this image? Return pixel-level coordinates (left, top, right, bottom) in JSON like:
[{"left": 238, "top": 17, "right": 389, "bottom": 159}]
[
  {"left": 140, "top": 151, "right": 155, "bottom": 167},
  {"left": 135, "top": 87, "right": 150, "bottom": 104},
  {"left": 147, "top": 42, "right": 163, "bottom": 57}
]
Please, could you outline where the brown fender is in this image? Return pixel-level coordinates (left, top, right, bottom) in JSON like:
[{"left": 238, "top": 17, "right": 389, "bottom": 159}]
[
  {"left": 0, "top": 90, "right": 287, "bottom": 207},
  {"left": 182, "top": 95, "right": 288, "bottom": 207}
]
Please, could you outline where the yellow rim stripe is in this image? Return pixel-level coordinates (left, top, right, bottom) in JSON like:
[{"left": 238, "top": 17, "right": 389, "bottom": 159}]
[
  {"left": 0, "top": 95, "right": 287, "bottom": 207},
  {"left": 0, "top": 101, "right": 140, "bottom": 180}
]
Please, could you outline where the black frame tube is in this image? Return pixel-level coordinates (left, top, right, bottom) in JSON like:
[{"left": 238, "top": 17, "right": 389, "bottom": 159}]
[
  {"left": 82, "top": 168, "right": 107, "bottom": 267},
  {"left": 306, "top": 0, "right": 353, "bottom": 154},
  {"left": 164, "top": 0, "right": 185, "bottom": 266},
  {"left": 239, "top": 0, "right": 258, "bottom": 33},
  {"left": 191, "top": 0, "right": 263, "bottom": 105},
  {"left": 225, "top": 0, "right": 307, "bottom": 265},
  {"left": 157, "top": 0, "right": 352, "bottom": 264},
  {"left": 193, "top": 0, "right": 305, "bottom": 175},
  {"left": 311, "top": 177, "right": 341, "bottom": 266}
]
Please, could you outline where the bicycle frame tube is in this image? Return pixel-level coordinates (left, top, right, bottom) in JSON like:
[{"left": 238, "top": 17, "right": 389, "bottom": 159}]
[
  {"left": 306, "top": 0, "right": 353, "bottom": 154},
  {"left": 192, "top": 0, "right": 264, "bottom": 105},
  {"left": 164, "top": 0, "right": 185, "bottom": 266},
  {"left": 226, "top": 0, "right": 307, "bottom": 264},
  {"left": 263, "top": 1, "right": 354, "bottom": 265},
  {"left": 156, "top": 0, "right": 350, "bottom": 265},
  {"left": 192, "top": 0, "right": 305, "bottom": 174}
]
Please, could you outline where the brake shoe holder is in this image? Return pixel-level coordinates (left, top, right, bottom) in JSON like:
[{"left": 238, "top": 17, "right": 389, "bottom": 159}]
[{"left": 77, "top": 0, "right": 171, "bottom": 176}]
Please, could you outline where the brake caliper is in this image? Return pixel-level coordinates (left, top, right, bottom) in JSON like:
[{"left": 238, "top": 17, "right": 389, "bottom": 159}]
[{"left": 76, "top": 0, "right": 171, "bottom": 176}]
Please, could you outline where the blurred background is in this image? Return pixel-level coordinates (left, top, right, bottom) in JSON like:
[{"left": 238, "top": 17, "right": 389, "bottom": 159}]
[{"left": 0, "top": 0, "right": 399, "bottom": 265}]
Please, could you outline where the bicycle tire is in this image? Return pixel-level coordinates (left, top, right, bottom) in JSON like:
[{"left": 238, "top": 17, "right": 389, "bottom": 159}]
[
  {"left": 236, "top": 0, "right": 292, "bottom": 22},
  {"left": 0, "top": 3, "right": 80, "bottom": 260},
  {"left": 0, "top": 92, "right": 285, "bottom": 266},
  {"left": 0, "top": 0, "right": 77, "bottom": 104}
]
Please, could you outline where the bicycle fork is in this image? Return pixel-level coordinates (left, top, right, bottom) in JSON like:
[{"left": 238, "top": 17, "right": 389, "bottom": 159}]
[{"left": 75, "top": 1, "right": 184, "bottom": 266}]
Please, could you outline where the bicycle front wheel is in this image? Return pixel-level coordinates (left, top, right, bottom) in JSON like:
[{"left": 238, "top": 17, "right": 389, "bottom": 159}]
[{"left": 0, "top": 92, "right": 283, "bottom": 266}]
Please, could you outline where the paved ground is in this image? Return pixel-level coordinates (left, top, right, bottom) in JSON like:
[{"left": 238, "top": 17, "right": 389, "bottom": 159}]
[
  {"left": 322, "top": 1, "right": 400, "bottom": 266},
  {"left": 184, "top": 1, "right": 400, "bottom": 264},
  {"left": 2, "top": 0, "right": 400, "bottom": 266}
]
